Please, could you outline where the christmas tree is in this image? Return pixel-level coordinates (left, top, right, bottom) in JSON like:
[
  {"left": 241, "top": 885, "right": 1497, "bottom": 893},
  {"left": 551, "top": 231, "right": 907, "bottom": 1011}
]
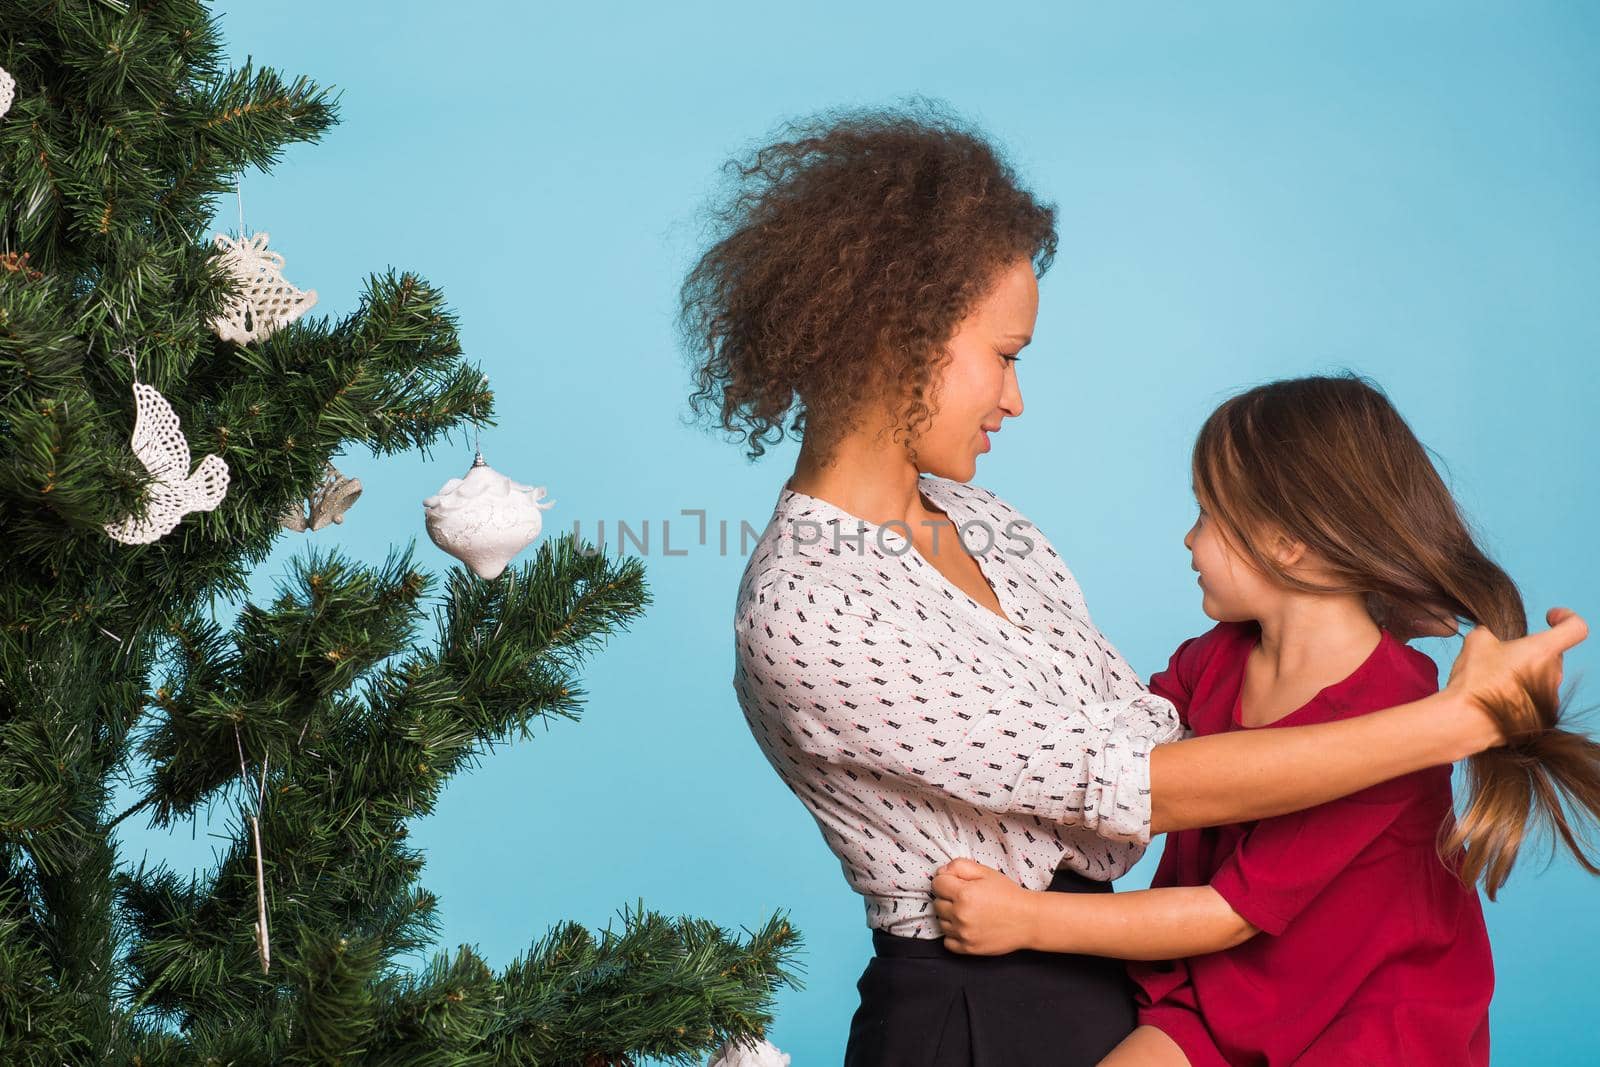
[{"left": 0, "top": 3, "right": 799, "bottom": 1063}]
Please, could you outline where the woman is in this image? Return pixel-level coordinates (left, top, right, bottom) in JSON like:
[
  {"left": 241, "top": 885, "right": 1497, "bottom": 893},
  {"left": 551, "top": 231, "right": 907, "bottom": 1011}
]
[{"left": 680, "top": 101, "right": 1585, "bottom": 1066}]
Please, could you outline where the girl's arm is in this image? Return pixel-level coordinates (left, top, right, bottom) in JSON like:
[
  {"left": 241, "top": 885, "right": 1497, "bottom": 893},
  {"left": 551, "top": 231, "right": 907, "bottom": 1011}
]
[
  {"left": 1028, "top": 884, "right": 1254, "bottom": 960},
  {"left": 937, "top": 751, "right": 1430, "bottom": 960},
  {"left": 931, "top": 859, "right": 1256, "bottom": 959},
  {"left": 1148, "top": 609, "right": 1586, "bottom": 834}
]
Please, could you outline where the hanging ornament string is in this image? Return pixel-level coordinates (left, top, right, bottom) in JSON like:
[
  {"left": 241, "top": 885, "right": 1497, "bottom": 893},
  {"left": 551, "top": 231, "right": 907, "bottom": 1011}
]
[
  {"left": 233, "top": 722, "right": 271, "bottom": 974},
  {"left": 472, "top": 376, "right": 484, "bottom": 462},
  {"left": 209, "top": 170, "right": 317, "bottom": 345}
]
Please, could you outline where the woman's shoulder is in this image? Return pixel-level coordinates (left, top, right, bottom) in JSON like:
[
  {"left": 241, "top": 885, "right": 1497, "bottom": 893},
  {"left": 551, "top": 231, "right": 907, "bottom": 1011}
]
[
  {"left": 734, "top": 537, "right": 867, "bottom": 634},
  {"left": 920, "top": 475, "right": 1088, "bottom": 615},
  {"left": 920, "top": 474, "right": 1030, "bottom": 532}
]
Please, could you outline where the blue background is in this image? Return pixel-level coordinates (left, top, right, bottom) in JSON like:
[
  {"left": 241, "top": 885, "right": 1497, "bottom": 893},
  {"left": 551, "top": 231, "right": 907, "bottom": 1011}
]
[{"left": 113, "top": 3, "right": 1598, "bottom": 1062}]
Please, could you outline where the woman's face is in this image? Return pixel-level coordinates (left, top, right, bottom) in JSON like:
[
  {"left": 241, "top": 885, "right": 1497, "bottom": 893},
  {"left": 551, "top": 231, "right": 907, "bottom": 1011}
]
[{"left": 909, "top": 257, "right": 1037, "bottom": 481}]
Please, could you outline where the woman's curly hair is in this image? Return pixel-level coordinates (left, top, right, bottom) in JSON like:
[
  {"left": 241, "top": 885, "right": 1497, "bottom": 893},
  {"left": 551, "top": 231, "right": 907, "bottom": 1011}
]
[{"left": 679, "top": 99, "right": 1058, "bottom": 466}]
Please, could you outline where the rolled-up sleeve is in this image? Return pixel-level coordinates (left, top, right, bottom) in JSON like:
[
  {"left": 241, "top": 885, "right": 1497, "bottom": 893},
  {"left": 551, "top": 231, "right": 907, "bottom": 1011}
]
[{"left": 735, "top": 565, "right": 1184, "bottom": 844}]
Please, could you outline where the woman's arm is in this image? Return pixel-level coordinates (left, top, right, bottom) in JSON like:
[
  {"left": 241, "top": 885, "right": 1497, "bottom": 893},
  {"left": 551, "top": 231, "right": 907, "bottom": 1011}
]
[
  {"left": 1148, "top": 609, "right": 1587, "bottom": 834},
  {"left": 1148, "top": 688, "right": 1467, "bottom": 834}
]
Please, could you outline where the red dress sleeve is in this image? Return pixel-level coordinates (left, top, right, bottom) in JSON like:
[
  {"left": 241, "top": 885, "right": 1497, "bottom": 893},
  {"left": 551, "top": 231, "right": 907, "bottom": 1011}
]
[
  {"left": 1147, "top": 631, "right": 1214, "bottom": 729},
  {"left": 1208, "top": 775, "right": 1418, "bottom": 936},
  {"left": 1208, "top": 650, "right": 1440, "bottom": 937}
]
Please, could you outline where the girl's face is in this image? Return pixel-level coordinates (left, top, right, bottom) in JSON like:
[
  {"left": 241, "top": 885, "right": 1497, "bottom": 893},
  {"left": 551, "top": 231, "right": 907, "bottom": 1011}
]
[
  {"left": 907, "top": 257, "right": 1036, "bottom": 481},
  {"left": 1183, "top": 499, "right": 1286, "bottom": 621}
]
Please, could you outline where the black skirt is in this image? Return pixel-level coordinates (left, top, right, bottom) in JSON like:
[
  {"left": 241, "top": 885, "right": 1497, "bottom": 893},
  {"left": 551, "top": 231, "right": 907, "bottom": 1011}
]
[{"left": 842, "top": 867, "right": 1137, "bottom": 1067}]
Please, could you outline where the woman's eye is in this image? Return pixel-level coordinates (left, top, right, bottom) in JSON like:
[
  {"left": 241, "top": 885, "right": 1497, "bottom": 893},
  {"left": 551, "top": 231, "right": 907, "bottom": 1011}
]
[{"left": 1000, "top": 353, "right": 1020, "bottom": 364}]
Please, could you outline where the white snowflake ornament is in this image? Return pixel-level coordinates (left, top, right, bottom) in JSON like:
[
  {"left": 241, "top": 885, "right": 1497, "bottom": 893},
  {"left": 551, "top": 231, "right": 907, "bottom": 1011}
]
[
  {"left": 209, "top": 231, "right": 318, "bottom": 344},
  {"left": 104, "top": 381, "right": 231, "bottom": 544},
  {"left": 422, "top": 454, "right": 555, "bottom": 579},
  {"left": 706, "top": 1037, "right": 791, "bottom": 1067},
  {"left": 0, "top": 66, "right": 15, "bottom": 119}
]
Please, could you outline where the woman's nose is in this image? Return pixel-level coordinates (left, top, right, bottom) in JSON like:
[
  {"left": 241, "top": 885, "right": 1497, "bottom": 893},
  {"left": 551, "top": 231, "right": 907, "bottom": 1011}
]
[{"left": 1001, "top": 364, "right": 1023, "bottom": 418}]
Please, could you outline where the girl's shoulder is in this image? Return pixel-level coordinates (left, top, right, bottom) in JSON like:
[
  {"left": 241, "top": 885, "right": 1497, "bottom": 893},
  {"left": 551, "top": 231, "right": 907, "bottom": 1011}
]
[
  {"left": 1327, "top": 630, "right": 1441, "bottom": 717},
  {"left": 1146, "top": 621, "right": 1258, "bottom": 725},
  {"left": 1169, "top": 620, "right": 1260, "bottom": 680},
  {"left": 1167, "top": 622, "right": 1438, "bottom": 712}
]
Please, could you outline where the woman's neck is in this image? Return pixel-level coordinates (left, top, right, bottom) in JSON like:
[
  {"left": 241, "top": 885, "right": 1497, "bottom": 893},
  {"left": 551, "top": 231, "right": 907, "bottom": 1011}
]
[{"left": 786, "top": 431, "right": 928, "bottom": 530}]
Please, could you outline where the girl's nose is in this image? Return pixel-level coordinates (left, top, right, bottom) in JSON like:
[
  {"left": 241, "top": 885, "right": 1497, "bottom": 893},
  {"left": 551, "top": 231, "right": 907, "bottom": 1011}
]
[{"left": 1183, "top": 522, "right": 1197, "bottom": 550}]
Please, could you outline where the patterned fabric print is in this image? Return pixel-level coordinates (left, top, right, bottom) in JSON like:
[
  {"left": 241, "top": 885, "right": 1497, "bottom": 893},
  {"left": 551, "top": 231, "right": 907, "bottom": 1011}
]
[{"left": 732, "top": 475, "right": 1185, "bottom": 938}]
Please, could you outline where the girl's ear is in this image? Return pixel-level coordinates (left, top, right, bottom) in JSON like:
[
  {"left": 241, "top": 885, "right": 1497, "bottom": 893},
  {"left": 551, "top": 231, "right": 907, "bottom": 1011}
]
[{"left": 1270, "top": 530, "right": 1308, "bottom": 569}]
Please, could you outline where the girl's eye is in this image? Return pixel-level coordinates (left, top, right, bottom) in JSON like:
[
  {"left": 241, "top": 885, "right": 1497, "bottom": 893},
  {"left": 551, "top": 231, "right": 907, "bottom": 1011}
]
[{"left": 1000, "top": 353, "right": 1020, "bottom": 364}]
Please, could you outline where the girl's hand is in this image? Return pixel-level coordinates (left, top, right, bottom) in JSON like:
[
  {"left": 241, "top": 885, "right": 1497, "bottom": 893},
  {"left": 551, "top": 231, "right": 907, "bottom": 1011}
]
[
  {"left": 931, "top": 857, "right": 1038, "bottom": 955},
  {"left": 1445, "top": 607, "right": 1588, "bottom": 753}
]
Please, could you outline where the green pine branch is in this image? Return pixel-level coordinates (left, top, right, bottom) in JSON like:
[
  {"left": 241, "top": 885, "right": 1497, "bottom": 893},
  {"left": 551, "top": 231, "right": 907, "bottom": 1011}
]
[{"left": 0, "top": 3, "right": 801, "bottom": 1061}]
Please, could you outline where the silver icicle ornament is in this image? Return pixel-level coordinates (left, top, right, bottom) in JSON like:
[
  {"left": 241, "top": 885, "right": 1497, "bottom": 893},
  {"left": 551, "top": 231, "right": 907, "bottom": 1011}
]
[{"left": 422, "top": 452, "right": 554, "bottom": 579}]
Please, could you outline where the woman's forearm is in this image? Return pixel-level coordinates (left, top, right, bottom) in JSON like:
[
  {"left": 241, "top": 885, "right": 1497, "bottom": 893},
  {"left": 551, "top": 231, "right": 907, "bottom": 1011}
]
[
  {"left": 1148, "top": 688, "right": 1486, "bottom": 835},
  {"left": 1026, "top": 885, "right": 1254, "bottom": 960}
]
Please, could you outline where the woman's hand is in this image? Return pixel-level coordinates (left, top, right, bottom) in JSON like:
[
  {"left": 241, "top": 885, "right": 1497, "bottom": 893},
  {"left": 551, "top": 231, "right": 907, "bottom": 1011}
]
[
  {"left": 1445, "top": 607, "right": 1588, "bottom": 754},
  {"left": 931, "top": 857, "right": 1039, "bottom": 955}
]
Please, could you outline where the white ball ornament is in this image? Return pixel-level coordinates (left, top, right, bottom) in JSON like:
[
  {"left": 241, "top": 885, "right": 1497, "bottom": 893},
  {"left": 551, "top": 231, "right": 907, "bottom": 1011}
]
[
  {"left": 422, "top": 453, "right": 555, "bottom": 579},
  {"left": 706, "top": 1037, "right": 791, "bottom": 1067}
]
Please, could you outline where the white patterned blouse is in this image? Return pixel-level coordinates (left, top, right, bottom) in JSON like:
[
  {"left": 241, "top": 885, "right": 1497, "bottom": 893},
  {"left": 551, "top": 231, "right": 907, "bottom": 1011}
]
[{"left": 731, "top": 474, "right": 1186, "bottom": 938}]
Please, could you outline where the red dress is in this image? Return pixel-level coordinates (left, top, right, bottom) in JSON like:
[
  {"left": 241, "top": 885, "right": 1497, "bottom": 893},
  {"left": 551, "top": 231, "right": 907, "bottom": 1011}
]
[{"left": 1128, "top": 621, "right": 1493, "bottom": 1066}]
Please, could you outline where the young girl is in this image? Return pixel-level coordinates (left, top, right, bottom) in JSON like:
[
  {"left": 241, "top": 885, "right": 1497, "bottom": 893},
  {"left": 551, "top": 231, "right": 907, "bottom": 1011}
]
[{"left": 931, "top": 374, "right": 1600, "bottom": 1066}]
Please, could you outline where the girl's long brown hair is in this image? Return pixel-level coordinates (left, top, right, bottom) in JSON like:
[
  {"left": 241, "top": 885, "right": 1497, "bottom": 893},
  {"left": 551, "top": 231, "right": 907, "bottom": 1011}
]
[{"left": 1192, "top": 373, "right": 1599, "bottom": 900}]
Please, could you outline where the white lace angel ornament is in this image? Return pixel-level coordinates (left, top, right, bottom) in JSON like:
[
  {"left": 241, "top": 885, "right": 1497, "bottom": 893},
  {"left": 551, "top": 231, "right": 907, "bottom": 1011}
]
[
  {"left": 0, "top": 65, "right": 16, "bottom": 119},
  {"left": 208, "top": 231, "right": 318, "bottom": 345},
  {"left": 422, "top": 452, "right": 555, "bottom": 580},
  {"left": 103, "top": 352, "right": 231, "bottom": 544}
]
